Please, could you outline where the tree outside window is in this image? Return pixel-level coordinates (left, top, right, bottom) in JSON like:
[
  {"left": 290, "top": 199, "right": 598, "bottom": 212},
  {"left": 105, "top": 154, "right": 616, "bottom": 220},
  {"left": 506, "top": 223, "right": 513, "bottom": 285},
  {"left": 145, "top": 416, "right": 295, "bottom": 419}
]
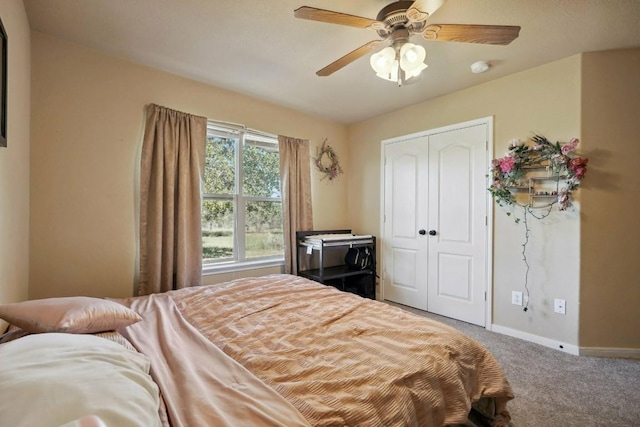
[{"left": 202, "top": 126, "right": 283, "bottom": 265}]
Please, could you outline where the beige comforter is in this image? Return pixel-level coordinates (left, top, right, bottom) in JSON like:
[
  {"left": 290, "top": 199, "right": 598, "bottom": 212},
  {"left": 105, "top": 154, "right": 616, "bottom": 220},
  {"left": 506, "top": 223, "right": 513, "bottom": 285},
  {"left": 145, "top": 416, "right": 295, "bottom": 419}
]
[
  {"left": 119, "top": 293, "right": 311, "bottom": 427},
  {"left": 119, "top": 274, "right": 513, "bottom": 427}
]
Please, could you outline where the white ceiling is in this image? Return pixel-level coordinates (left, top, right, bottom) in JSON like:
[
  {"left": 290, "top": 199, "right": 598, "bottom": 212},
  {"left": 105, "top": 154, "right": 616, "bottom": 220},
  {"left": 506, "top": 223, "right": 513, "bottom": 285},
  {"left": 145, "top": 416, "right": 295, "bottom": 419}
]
[{"left": 23, "top": 0, "right": 640, "bottom": 124}]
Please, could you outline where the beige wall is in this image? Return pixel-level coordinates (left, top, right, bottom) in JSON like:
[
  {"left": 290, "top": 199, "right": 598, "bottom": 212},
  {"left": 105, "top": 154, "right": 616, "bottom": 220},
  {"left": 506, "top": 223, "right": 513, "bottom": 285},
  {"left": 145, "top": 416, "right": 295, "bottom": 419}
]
[
  {"left": 580, "top": 48, "right": 640, "bottom": 349},
  {"left": 0, "top": 0, "right": 31, "bottom": 327},
  {"left": 348, "top": 56, "right": 583, "bottom": 346},
  {"left": 29, "top": 32, "right": 348, "bottom": 299},
  {"left": 24, "top": 24, "right": 640, "bottom": 350}
]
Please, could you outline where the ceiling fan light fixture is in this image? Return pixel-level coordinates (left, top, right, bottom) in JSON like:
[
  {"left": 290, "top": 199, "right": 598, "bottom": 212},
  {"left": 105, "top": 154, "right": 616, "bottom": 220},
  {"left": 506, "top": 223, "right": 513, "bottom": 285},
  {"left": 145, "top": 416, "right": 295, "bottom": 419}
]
[
  {"left": 294, "top": 3, "right": 521, "bottom": 80},
  {"left": 405, "top": 62, "right": 428, "bottom": 79},
  {"left": 399, "top": 43, "right": 426, "bottom": 72},
  {"left": 381, "top": 60, "right": 400, "bottom": 81},
  {"left": 371, "top": 42, "right": 428, "bottom": 85},
  {"left": 370, "top": 47, "right": 396, "bottom": 76}
]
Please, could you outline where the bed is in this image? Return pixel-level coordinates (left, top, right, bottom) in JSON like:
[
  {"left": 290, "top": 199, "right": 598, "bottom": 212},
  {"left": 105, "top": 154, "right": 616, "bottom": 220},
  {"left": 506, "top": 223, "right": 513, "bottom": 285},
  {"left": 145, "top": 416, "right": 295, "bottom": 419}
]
[{"left": 0, "top": 274, "right": 514, "bottom": 427}]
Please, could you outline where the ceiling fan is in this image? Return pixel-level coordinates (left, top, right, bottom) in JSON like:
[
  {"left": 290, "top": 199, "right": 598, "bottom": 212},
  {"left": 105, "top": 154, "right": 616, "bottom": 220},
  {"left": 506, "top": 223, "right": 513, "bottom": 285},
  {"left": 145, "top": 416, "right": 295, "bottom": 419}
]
[{"left": 294, "top": 0, "right": 520, "bottom": 82}]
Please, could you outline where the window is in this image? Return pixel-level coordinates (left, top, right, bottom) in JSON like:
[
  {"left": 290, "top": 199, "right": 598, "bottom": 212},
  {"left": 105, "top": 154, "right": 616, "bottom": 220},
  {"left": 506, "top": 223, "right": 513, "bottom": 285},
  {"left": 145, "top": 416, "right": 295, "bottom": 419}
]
[{"left": 202, "top": 122, "right": 283, "bottom": 267}]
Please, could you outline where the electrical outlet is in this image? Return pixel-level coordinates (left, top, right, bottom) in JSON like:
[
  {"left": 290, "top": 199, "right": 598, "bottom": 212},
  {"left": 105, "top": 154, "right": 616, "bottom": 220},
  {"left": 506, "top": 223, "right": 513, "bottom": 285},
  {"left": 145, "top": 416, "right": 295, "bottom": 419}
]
[
  {"left": 512, "top": 291, "right": 523, "bottom": 306},
  {"left": 554, "top": 299, "right": 566, "bottom": 314}
]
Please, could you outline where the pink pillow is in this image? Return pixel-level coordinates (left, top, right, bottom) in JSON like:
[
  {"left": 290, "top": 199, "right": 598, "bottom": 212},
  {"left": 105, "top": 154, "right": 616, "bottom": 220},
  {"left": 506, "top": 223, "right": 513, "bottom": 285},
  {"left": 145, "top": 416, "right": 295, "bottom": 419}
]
[{"left": 0, "top": 297, "right": 142, "bottom": 334}]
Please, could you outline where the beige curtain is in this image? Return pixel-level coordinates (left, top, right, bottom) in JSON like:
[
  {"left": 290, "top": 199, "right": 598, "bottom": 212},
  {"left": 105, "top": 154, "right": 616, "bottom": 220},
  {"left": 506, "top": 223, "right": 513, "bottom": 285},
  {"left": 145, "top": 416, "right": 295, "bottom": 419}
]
[
  {"left": 139, "top": 104, "right": 207, "bottom": 295},
  {"left": 278, "top": 135, "right": 313, "bottom": 274}
]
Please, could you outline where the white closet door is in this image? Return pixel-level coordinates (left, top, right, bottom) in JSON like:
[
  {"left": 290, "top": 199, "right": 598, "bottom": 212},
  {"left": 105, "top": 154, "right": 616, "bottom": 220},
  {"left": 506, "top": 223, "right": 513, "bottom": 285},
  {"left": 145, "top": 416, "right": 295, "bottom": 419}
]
[
  {"left": 382, "top": 121, "right": 489, "bottom": 326},
  {"left": 382, "top": 136, "right": 429, "bottom": 310},
  {"left": 426, "top": 124, "right": 488, "bottom": 326}
]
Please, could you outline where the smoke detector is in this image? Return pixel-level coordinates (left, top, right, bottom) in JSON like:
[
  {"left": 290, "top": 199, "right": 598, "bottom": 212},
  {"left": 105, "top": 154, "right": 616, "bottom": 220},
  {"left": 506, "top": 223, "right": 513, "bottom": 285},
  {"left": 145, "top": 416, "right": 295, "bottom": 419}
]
[{"left": 470, "top": 61, "right": 490, "bottom": 74}]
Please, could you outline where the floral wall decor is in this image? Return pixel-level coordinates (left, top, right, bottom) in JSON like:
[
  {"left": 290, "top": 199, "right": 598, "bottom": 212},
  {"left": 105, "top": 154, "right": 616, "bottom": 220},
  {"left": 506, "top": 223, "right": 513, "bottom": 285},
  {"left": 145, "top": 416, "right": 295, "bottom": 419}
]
[
  {"left": 489, "top": 134, "right": 588, "bottom": 212},
  {"left": 314, "top": 139, "right": 343, "bottom": 181},
  {"left": 488, "top": 134, "right": 589, "bottom": 312}
]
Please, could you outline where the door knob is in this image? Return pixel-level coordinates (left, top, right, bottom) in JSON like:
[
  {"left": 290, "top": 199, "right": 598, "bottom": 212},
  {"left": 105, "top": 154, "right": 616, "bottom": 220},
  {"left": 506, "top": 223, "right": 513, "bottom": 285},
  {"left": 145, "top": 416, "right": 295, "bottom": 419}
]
[
  {"left": 428, "top": 230, "right": 437, "bottom": 236},
  {"left": 418, "top": 229, "right": 426, "bottom": 235}
]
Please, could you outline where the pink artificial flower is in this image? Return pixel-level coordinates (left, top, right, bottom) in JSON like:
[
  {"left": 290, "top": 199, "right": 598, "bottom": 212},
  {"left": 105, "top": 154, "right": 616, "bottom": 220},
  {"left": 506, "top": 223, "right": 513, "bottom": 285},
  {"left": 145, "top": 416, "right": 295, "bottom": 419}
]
[
  {"left": 499, "top": 156, "right": 516, "bottom": 173},
  {"left": 561, "top": 137, "right": 579, "bottom": 155},
  {"left": 558, "top": 192, "right": 571, "bottom": 211},
  {"left": 569, "top": 157, "right": 588, "bottom": 178},
  {"left": 558, "top": 193, "right": 568, "bottom": 204}
]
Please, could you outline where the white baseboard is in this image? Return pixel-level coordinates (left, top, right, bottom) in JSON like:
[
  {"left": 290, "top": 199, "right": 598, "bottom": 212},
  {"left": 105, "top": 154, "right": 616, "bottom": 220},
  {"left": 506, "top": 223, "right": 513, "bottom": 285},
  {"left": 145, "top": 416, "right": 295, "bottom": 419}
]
[
  {"left": 491, "top": 325, "right": 640, "bottom": 359},
  {"left": 579, "top": 347, "right": 640, "bottom": 359},
  {"left": 491, "top": 324, "right": 580, "bottom": 355}
]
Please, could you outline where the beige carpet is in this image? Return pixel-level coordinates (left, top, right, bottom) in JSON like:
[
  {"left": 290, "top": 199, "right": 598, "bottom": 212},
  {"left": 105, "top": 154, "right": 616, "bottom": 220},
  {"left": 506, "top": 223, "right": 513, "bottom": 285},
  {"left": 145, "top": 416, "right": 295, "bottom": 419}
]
[{"left": 387, "top": 302, "right": 640, "bottom": 427}]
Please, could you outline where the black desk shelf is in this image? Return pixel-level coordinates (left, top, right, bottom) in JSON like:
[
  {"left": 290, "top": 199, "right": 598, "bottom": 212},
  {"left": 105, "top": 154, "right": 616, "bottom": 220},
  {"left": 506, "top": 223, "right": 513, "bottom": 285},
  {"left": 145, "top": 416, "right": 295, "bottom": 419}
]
[{"left": 296, "top": 229, "right": 376, "bottom": 299}]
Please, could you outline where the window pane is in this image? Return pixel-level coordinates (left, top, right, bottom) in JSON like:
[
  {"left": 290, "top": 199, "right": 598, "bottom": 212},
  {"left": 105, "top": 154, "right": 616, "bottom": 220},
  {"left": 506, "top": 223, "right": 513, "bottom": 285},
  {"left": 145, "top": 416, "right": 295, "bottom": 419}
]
[
  {"left": 203, "top": 137, "right": 236, "bottom": 194},
  {"left": 202, "top": 200, "right": 234, "bottom": 261},
  {"left": 243, "top": 140, "right": 281, "bottom": 198},
  {"left": 245, "top": 201, "right": 283, "bottom": 259}
]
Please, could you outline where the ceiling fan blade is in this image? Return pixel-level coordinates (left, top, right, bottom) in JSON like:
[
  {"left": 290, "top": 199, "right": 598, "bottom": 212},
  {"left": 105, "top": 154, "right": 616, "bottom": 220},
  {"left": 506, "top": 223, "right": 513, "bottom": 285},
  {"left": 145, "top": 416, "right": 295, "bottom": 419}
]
[
  {"left": 316, "top": 40, "right": 388, "bottom": 77},
  {"left": 423, "top": 24, "right": 521, "bottom": 45},
  {"left": 294, "top": 6, "right": 383, "bottom": 30},
  {"left": 406, "top": 0, "right": 447, "bottom": 23}
]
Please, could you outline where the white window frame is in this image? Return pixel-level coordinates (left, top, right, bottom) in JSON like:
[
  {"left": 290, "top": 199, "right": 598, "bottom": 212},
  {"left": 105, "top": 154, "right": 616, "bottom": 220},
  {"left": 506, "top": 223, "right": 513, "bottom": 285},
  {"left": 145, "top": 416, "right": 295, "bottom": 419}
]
[{"left": 202, "top": 121, "right": 284, "bottom": 274}]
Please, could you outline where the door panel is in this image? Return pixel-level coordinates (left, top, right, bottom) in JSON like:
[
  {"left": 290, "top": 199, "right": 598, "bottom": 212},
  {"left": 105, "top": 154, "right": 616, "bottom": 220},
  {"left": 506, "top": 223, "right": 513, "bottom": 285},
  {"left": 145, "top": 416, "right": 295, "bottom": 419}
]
[
  {"left": 439, "top": 146, "right": 472, "bottom": 242},
  {"left": 391, "top": 248, "right": 417, "bottom": 289},
  {"left": 382, "top": 138, "right": 428, "bottom": 310},
  {"left": 427, "top": 125, "right": 487, "bottom": 325},
  {"left": 437, "top": 253, "right": 471, "bottom": 300},
  {"left": 392, "top": 155, "right": 418, "bottom": 238}
]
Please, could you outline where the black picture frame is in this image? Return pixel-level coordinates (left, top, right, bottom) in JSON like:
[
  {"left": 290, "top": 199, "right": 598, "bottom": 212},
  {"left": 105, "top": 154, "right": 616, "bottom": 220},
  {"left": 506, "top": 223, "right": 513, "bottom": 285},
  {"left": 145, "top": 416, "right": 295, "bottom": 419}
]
[{"left": 0, "top": 17, "right": 6, "bottom": 148}]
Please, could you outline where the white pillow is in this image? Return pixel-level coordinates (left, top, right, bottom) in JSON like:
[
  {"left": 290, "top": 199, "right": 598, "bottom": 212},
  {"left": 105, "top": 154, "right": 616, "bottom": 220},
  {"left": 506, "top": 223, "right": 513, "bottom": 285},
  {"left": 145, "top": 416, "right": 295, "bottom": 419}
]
[
  {"left": 58, "top": 415, "right": 107, "bottom": 427},
  {"left": 0, "top": 333, "right": 162, "bottom": 427}
]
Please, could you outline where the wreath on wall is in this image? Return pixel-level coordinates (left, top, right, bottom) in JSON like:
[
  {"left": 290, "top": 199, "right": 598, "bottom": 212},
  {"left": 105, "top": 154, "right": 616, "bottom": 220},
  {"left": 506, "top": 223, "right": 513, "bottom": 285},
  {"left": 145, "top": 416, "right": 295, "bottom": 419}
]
[
  {"left": 488, "top": 134, "right": 588, "bottom": 211},
  {"left": 314, "top": 139, "right": 343, "bottom": 181},
  {"left": 488, "top": 134, "right": 589, "bottom": 312}
]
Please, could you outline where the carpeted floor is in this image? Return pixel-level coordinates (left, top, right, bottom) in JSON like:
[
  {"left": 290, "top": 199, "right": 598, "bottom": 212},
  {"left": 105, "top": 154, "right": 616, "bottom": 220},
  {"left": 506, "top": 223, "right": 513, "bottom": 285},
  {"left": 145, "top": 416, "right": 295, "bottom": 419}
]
[{"left": 387, "top": 302, "right": 640, "bottom": 427}]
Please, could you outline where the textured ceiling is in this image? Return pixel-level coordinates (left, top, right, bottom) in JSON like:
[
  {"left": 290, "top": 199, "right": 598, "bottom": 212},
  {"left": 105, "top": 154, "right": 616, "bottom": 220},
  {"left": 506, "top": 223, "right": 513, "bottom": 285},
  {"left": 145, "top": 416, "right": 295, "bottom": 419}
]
[{"left": 24, "top": 0, "right": 640, "bottom": 124}]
